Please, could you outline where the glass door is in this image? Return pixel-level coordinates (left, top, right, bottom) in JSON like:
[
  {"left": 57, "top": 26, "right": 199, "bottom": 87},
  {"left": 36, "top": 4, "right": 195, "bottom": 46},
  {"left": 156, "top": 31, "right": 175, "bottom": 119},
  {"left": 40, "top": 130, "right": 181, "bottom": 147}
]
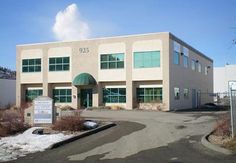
[{"left": 80, "top": 89, "right": 92, "bottom": 108}]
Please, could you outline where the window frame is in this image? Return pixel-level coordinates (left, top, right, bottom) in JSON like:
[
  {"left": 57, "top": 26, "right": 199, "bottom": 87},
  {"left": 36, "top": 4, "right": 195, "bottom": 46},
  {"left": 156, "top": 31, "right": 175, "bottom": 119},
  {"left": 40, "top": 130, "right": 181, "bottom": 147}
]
[
  {"left": 198, "top": 62, "right": 202, "bottom": 73},
  {"left": 136, "top": 87, "right": 163, "bottom": 103},
  {"left": 183, "top": 47, "right": 189, "bottom": 68},
  {"left": 49, "top": 57, "right": 70, "bottom": 72},
  {"left": 191, "top": 59, "right": 196, "bottom": 71},
  {"left": 133, "top": 51, "right": 161, "bottom": 68},
  {"left": 53, "top": 88, "right": 72, "bottom": 103},
  {"left": 22, "top": 58, "right": 41, "bottom": 73},
  {"left": 100, "top": 53, "right": 125, "bottom": 69},
  {"left": 25, "top": 89, "right": 43, "bottom": 102},
  {"left": 174, "top": 87, "right": 180, "bottom": 100},
  {"left": 102, "top": 88, "right": 126, "bottom": 103},
  {"left": 204, "top": 66, "right": 208, "bottom": 75},
  {"left": 173, "top": 41, "right": 180, "bottom": 65},
  {"left": 183, "top": 88, "right": 189, "bottom": 99}
]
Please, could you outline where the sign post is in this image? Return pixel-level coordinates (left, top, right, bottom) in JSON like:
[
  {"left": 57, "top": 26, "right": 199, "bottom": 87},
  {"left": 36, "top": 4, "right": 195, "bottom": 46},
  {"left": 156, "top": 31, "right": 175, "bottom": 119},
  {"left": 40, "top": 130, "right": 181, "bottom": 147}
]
[
  {"left": 34, "top": 96, "right": 54, "bottom": 125},
  {"left": 228, "top": 81, "right": 236, "bottom": 138}
]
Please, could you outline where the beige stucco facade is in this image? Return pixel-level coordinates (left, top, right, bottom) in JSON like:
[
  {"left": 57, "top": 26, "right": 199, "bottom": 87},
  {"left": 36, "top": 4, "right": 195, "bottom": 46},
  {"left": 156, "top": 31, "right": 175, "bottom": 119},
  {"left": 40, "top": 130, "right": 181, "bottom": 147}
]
[{"left": 16, "top": 32, "right": 213, "bottom": 111}]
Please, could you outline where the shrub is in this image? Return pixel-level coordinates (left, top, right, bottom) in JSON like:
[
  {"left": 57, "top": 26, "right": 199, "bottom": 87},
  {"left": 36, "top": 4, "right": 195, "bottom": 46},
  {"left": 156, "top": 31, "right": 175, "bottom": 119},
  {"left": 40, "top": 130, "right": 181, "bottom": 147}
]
[
  {"left": 0, "top": 109, "right": 29, "bottom": 137},
  {"left": 214, "top": 113, "right": 231, "bottom": 137},
  {"left": 52, "top": 113, "right": 84, "bottom": 131}
]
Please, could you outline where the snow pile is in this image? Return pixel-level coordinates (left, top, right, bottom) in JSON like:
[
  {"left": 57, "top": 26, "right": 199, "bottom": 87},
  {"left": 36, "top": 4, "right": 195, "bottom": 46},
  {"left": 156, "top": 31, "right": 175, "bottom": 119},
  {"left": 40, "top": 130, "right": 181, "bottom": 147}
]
[{"left": 0, "top": 127, "right": 73, "bottom": 162}]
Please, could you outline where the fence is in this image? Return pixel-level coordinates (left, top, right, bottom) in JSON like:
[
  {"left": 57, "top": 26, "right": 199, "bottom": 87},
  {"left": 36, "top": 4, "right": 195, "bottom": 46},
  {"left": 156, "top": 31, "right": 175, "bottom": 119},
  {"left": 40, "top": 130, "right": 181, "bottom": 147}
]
[{"left": 197, "top": 92, "right": 230, "bottom": 107}]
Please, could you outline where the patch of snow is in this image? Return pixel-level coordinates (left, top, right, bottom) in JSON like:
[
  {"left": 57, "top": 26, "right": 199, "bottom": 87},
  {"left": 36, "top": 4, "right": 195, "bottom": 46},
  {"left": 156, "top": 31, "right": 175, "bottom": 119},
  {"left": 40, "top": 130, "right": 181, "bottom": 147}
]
[{"left": 0, "top": 127, "right": 73, "bottom": 162}]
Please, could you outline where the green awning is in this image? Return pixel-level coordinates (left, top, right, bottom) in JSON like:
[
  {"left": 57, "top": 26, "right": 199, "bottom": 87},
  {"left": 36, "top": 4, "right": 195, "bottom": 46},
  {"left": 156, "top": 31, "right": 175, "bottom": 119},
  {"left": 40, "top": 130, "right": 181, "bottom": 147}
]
[{"left": 73, "top": 73, "right": 96, "bottom": 86}]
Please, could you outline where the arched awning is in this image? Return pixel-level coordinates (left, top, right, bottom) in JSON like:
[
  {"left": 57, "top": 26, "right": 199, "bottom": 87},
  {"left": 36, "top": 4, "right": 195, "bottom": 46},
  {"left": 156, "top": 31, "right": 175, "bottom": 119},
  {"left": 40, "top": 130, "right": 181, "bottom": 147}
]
[{"left": 72, "top": 73, "right": 96, "bottom": 86}]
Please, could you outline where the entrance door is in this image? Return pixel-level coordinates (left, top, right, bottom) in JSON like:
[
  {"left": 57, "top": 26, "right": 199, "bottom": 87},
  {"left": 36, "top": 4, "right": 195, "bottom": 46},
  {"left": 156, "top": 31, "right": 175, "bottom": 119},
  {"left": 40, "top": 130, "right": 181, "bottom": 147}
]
[
  {"left": 80, "top": 89, "right": 92, "bottom": 108},
  {"left": 192, "top": 89, "right": 197, "bottom": 108}
]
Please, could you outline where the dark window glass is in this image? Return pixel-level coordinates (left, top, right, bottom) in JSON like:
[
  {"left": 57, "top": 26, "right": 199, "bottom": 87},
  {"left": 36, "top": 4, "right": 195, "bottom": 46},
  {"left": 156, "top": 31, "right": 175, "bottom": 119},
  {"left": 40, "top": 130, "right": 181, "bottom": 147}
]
[
  {"left": 49, "top": 57, "right": 70, "bottom": 71},
  {"left": 102, "top": 88, "right": 126, "bottom": 103},
  {"left": 137, "top": 88, "right": 162, "bottom": 103},
  {"left": 100, "top": 53, "right": 124, "bottom": 69}
]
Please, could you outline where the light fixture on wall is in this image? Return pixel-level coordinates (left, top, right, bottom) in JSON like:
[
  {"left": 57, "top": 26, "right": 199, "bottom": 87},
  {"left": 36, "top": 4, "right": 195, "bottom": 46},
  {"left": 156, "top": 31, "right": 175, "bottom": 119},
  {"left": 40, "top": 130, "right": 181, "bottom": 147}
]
[
  {"left": 207, "top": 66, "right": 211, "bottom": 69},
  {"left": 180, "top": 52, "right": 184, "bottom": 56},
  {"left": 195, "top": 60, "right": 199, "bottom": 63}
]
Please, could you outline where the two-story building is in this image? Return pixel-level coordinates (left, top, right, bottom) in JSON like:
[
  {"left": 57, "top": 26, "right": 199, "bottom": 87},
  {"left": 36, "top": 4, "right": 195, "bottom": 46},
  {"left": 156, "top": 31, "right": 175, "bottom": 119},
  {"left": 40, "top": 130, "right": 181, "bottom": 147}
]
[{"left": 16, "top": 32, "right": 213, "bottom": 111}]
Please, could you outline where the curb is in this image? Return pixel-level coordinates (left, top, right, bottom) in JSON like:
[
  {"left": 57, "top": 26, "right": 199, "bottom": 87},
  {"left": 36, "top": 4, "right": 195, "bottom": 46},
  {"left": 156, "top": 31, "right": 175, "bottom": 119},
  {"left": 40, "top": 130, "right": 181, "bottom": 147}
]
[
  {"left": 48, "top": 122, "right": 116, "bottom": 149},
  {"left": 201, "top": 131, "right": 235, "bottom": 155}
]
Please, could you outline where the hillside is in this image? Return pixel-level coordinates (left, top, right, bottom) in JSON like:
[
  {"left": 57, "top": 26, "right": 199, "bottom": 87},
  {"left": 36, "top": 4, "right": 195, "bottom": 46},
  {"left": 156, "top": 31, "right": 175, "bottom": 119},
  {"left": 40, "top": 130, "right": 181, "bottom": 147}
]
[{"left": 0, "top": 66, "right": 16, "bottom": 79}]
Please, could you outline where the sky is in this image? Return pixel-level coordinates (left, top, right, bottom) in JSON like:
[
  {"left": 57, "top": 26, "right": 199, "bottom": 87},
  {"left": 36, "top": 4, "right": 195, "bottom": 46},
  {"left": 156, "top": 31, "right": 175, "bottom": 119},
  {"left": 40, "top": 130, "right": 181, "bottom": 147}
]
[{"left": 0, "top": 0, "right": 235, "bottom": 70}]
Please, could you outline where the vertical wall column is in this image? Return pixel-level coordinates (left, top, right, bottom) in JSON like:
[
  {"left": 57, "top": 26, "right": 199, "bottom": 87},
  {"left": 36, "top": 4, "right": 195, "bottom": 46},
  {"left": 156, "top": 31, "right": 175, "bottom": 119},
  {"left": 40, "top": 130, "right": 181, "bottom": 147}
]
[
  {"left": 162, "top": 35, "right": 170, "bottom": 111},
  {"left": 126, "top": 41, "right": 133, "bottom": 110},
  {"left": 42, "top": 48, "right": 49, "bottom": 97},
  {"left": 72, "top": 85, "right": 78, "bottom": 109},
  {"left": 16, "top": 47, "right": 21, "bottom": 107},
  {"left": 93, "top": 85, "right": 99, "bottom": 107}
]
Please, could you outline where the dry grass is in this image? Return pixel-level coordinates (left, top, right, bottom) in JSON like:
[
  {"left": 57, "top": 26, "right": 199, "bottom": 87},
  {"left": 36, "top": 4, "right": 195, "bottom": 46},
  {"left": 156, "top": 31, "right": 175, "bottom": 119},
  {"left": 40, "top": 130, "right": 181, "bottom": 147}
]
[
  {"left": 52, "top": 112, "right": 84, "bottom": 132},
  {"left": 213, "top": 113, "right": 231, "bottom": 137},
  {"left": 0, "top": 107, "right": 29, "bottom": 137},
  {"left": 223, "top": 137, "right": 236, "bottom": 151}
]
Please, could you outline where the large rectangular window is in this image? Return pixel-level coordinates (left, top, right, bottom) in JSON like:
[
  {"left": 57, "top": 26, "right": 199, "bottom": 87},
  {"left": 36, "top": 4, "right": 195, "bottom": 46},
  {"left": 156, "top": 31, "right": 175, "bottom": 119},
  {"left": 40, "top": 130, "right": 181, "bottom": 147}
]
[
  {"left": 103, "top": 88, "right": 126, "bottom": 103},
  {"left": 198, "top": 62, "right": 202, "bottom": 73},
  {"left": 134, "top": 51, "right": 160, "bottom": 68},
  {"left": 22, "top": 58, "right": 41, "bottom": 72},
  {"left": 53, "top": 89, "right": 72, "bottom": 103},
  {"left": 183, "top": 47, "right": 189, "bottom": 68},
  {"left": 204, "top": 66, "right": 208, "bottom": 75},
  {"left": 49, "top": 57, "right": 70, "bottom": 71},
  {"left": 173, "top": 41, "right": 180, "bottom": 65},
  {"left": 191, "top": 60, "right": 196, "bottom": 71},
  {"left": 25, "top": 89, "right": 43, "bottom": 102},
  {"left": 100, "top": 53, "right": 124, "bottom": 69},
  {"left": 137, "top": 88, "right": 162, "bottom": 103}
]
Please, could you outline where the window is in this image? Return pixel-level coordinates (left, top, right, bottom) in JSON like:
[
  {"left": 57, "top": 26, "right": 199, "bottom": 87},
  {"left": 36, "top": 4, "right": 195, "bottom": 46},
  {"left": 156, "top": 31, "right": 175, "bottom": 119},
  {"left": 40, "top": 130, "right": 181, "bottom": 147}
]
[
  {"left": 134, "top": 51, "right": 160, "bottom": 68},
  {"left": 53, "top": 89, "right": 72, "bottom": 103},
  {"left": 49, "top": 57, "right": 70, "bottom": 71},
  {"left": 25, "top": 89, "right": 42, "bottom": 102},
  {"left": 191, "top": 60, "right": 196, "bottom": 71},
  {"left": 137, "top": 88, "right": 162, "bottom": 103},
  {"left": 174, "top": 87, "right": 180, "bottom": 100},
  {"left": 22, "top": 58, "right": 41, "bottom": 72},
  {"left": 173, "top": 41, "right": 180, "bottom": 65},
  {"left": 198, "top": 62, "right": 202, "bottom": 73},
  {"left": 204, "top": 66, "right": 208, "bottom": 75},
  {"left": 183, "top": 47, "right": 189, "bottom": 68},
  {"left": 184, "top": 88, "right": 189, "bottom": 99},
  {"left": 100, "top": 53, "right": 124, "bottom": 69},
  {"left": 103, "top": 88, "right": 126, "bottom": 103}
]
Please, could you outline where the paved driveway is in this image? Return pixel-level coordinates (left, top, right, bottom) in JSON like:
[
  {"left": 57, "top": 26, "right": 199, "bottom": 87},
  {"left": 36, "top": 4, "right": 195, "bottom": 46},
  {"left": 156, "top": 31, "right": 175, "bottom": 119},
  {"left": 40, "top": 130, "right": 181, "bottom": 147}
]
[{"left": 9, "top": 110, "right": 236, "bottom": 163}]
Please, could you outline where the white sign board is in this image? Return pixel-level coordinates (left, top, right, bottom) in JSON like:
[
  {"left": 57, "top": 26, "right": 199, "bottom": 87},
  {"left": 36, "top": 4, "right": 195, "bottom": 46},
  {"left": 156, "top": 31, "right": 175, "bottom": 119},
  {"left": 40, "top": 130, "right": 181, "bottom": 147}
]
[{"left": 34, "top": 96, "right": 53, "bottom": 124}]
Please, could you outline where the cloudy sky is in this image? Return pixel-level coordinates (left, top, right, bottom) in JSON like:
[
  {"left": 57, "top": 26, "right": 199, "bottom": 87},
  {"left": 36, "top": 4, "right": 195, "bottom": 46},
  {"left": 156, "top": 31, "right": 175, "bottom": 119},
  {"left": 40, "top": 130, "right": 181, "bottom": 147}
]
[{"left": 0, "top": 0, "right": 236, "bottom": 70}]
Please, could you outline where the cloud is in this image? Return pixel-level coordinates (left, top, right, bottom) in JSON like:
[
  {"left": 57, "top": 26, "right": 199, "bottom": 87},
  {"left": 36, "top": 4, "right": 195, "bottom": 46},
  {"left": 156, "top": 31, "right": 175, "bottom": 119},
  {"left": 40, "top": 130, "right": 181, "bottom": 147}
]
[{"left": 52, "top": 3, "right": 90, "bottom": 41}]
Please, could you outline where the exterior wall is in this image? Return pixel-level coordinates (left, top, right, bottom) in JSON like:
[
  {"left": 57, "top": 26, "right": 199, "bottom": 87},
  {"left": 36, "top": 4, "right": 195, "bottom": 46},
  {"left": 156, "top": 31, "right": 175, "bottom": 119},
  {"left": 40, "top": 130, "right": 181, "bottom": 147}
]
[
  {"left": 47, "top": 47, "right": 72, "bottom": 83},
  {"left": 214, "top": 65, "right": 236, "bottom": 93},
  {"left": 132, "top": 39, "right": 163, "bottom": 80},
  {"left": 16, "top": 32, "right": 212, "bottom": 111},
  {"left": 20, "top": 49, "right": 43, "bottom": 83},
  {"left": 0, "top": 79, "right": 16, "bottom": 108},
  {"left": 169, "top": 35, "right": 213, "bottom": 110},
  {"left": 98, "top": 43, "right": 126, "bottom": 81}
]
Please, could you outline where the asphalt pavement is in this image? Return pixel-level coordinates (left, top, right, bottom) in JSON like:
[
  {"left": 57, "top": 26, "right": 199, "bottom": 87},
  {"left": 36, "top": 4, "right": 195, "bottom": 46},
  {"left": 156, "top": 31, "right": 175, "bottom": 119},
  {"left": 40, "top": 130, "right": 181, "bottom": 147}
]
[{"left": 8, "top": 110, "right": 236, "bottom": 163}]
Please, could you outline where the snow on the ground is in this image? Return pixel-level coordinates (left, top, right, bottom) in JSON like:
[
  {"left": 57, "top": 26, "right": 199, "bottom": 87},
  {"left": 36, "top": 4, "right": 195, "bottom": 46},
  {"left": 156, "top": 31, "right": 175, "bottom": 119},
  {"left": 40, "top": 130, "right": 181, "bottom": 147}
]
[{"left": 0, "top": 127, "right": 73, "bottom": 162}]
